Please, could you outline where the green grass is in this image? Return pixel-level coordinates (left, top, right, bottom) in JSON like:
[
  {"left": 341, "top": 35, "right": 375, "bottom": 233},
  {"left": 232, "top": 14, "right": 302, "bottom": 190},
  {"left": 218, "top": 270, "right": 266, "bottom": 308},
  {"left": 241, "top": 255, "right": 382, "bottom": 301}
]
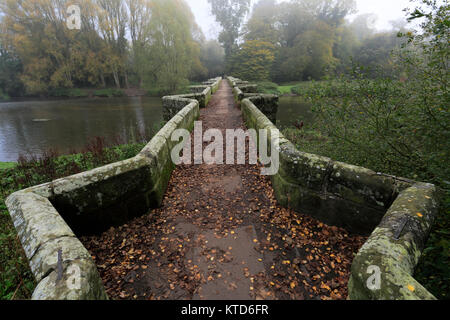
[
  {"left": 277, "top": 85, "right": 296, "bottom": 95},
  {"left": 0, "top": 142, "right": 147, "bottom": 300},
  {"left": 256, "top": 82, "right": 281, "bottom": 95},
  {"left": 0, "top": 163, "right": 16, "bottom": 170},
  {"left": 256, "top": 81, "right": 324, "bottom": 96}
]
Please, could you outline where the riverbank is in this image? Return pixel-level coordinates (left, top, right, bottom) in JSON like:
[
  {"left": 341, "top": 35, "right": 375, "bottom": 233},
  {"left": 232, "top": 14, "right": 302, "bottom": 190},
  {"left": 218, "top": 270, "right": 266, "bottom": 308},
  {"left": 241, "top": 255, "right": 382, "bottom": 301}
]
[
  {"left": 1, "top": 87, "right": 170, "bottom": 101},
  {"left": 0, "top": 140, "right": 149, "bottom": 299},
  {"left": 1, "top": 81, "right": 207, "bottom": 102},
  {"left": 256, "top": 81, "right": 324, "bottom": 97}
]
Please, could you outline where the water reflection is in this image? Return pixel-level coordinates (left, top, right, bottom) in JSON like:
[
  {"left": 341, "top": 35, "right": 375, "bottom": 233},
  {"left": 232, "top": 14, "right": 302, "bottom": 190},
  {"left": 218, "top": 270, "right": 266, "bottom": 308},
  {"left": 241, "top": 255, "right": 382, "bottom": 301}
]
[
  {"left": 0, "top": 97, "right": 163, "bottom": 162},
  {"left": 276, "top": 96, "right": 314, "bottom": 129}
]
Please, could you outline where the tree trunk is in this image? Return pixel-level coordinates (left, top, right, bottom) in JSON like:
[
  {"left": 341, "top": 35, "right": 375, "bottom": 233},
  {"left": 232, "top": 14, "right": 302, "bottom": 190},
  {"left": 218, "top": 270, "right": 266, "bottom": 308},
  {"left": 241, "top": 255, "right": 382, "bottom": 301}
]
[
  {"left": 112, "top": 68, "right": 120, "bottom": 89},
  {"left": 124, "top": 72, "right": 130, "bottom": 89},
  {"left": 100, "top": 74, "right": 106, "bottom": 88}
]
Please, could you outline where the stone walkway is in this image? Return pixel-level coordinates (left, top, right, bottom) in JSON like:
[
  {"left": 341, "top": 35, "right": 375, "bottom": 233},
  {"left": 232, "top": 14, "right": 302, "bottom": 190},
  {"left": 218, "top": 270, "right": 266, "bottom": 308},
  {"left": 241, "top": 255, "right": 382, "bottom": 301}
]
[{"left": 81, "top": 81, "right": 366, "bottom": 300}]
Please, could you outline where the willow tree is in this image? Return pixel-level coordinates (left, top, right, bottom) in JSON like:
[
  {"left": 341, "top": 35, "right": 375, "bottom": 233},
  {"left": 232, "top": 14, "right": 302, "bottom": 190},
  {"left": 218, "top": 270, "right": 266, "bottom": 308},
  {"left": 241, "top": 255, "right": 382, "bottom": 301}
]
[
  {"left": 0, "top": 0, "right": 79, "bottom": 93},
  {"left": 143, "top": 0, "right": 202, "bottom": 93},
  {"left": 96, "top": 0, "right": 129, "bottom": 88},
  {"left": 0, "top": 0, "right": 114, "bottom": 93},
  {"left": 126, "top": 0, "right": 152, "bottom": 87}
]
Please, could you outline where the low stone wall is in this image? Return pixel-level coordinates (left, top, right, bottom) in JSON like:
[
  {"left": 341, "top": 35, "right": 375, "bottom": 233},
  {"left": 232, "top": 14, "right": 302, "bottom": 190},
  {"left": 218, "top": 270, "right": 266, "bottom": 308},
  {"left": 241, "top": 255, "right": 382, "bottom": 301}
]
[
  {"left": 202, "top": 77, "right": 222, "bottom": 94},
  {"left": 229, "top": 76, "right": 440, "bottom": 300},
  {"left": 348, "top": 183, "right": 439, "bottom": 300},
  {"left": 6, "top": 94, "right": 201, "bottom": 299},
  {"left": 227, "top": 76, "right": 257, "bottom": 104},
  {"left": 162, "top": 77, "right": 221, "bottom": 121}
]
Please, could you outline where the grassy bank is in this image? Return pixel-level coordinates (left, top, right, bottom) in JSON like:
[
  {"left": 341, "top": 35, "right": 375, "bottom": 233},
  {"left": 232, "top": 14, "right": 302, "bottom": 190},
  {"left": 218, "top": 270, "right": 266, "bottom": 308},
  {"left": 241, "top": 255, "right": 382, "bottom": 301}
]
[
  {"left": 0, "top": 163, "right": 16, "bottom": 170},
  {"left": 0, "top": 138, "right": 150, "bottom": 300},
  {"left": 49, "top": 88, "right": 126, "bottom": 98},
  {"left": 256, "top": 81, "right": 325, "bottom": 96},
  {"left": 1, "top": 88, "right": 133, "bottom": 100}
]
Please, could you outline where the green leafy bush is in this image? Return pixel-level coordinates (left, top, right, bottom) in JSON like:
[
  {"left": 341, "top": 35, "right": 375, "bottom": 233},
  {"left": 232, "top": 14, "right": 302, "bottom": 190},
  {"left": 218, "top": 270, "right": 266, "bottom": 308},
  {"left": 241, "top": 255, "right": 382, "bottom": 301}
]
[{"left": 256, "top": 81, "right": 280, "bottom": 95}]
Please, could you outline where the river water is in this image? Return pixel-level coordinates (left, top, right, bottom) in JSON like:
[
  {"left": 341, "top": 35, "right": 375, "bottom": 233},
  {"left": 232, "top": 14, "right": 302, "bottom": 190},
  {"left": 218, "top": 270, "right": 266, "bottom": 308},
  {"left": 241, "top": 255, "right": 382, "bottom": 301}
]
[
  {"left": 0, "top": 97, "right": 163, "bottom": 162},
  {"left": 277, "top": 96, "right": 314, "bottom": 129},
  {"left": 0, "top": 95, "right": 311, "bottom": 163}
]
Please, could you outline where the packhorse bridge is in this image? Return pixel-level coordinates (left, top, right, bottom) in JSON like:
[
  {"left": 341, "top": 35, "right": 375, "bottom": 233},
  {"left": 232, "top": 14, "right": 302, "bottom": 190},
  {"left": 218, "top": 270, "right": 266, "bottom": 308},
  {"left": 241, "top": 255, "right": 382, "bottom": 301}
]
[{"left": 6, "top": 77, "right": 440, "bottom": 300}]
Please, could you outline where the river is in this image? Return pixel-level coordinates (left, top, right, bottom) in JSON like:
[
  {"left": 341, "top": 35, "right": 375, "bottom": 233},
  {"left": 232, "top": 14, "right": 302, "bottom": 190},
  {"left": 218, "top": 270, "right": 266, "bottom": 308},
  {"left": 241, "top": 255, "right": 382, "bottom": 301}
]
[
  {"left": 0, "top": 97, "right": 163, "bottom": 162},
  {"left": 277, "top": 96, "right": 314, "bottom": 129},
  {"left": 0, "top": 95, "right": 311, "bottom": 163}
]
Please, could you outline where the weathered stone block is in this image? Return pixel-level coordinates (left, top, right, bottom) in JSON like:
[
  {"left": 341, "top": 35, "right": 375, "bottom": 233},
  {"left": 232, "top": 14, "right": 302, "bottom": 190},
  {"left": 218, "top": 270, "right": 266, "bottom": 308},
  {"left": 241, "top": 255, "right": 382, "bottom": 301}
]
[
  {"left": 30, "top": 236, "right": 92, "bottom": 282},
  {"left": 32, "top": 258, "right": 108, "bottom": 300},
  {"left": 328, "top": 162, "right": 398, "bottom": 210},
  {"left": 6, "top": 192, "right": 76, "bottom": 259},
  {"left": 278, "top": 143, "right": 332, "bottom": 192},
  {"left": 348, "top": 183, "right": 439, "bottom": 300},
  {"left": 50, "top": 157, "right": 153, "bottom": 222}
]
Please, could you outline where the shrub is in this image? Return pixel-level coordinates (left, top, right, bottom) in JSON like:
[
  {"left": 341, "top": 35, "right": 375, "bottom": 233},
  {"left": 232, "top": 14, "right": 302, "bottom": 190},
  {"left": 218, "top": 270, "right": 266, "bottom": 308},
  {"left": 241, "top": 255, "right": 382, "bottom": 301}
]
[{"left": 256, "top": 81, "right": 280, "bottom": 95}]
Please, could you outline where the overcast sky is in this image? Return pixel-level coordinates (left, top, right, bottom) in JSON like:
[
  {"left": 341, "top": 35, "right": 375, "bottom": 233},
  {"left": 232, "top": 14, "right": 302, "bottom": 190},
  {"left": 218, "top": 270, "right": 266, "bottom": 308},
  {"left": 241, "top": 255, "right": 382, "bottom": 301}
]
[{"left": 186, "top": 0, "right": 415, "bottom": 39}]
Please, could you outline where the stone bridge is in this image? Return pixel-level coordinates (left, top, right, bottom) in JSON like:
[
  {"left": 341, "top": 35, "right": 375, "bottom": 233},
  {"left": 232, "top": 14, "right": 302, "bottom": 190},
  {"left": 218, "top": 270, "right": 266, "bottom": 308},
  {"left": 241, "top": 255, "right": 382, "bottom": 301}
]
[{"left": 6, "top": 77, "right": 440, "bottom": 300}]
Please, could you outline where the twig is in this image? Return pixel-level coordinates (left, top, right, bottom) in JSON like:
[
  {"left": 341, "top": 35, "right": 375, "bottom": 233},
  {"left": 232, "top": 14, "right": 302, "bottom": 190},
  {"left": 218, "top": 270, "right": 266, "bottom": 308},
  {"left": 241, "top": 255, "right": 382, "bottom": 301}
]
[{"left": 11, "top": 279, "right": 23, "bottom": 300}]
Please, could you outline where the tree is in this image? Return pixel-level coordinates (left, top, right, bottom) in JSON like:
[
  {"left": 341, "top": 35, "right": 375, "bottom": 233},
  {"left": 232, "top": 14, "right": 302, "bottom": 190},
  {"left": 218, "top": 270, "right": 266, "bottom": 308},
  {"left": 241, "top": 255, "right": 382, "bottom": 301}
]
[
  {"left": 0, "top": 0, "right": 83, "bottom": 93},
  {"left": 242, "top": 0, "right": 358, "bottom": 82},
  {"left": 0, "top": 33, "right": 23, "bottom": 97},
  {"left": 244, "top": 0, "right": 280, "bottom": 44},
  {"left": 353, "top": 32, "right": 405, "bottom": 77},
  {"left": 207, "top": 0, "right": 251, "bottom": 71},
  {"left": 230, "top": 40, "right": 276, "bottom": 81},
  {"left": 126, "top": 0, "right": 152, "bottom": 87},
  {"left": 97, "top": 0, "right": 129, "bottom": 88},
  {"left": 348, "top": 13, "right": 378, "bottom": 41},
  {"left": 143, "top": 0, "right": 202, "bottom": 93}
]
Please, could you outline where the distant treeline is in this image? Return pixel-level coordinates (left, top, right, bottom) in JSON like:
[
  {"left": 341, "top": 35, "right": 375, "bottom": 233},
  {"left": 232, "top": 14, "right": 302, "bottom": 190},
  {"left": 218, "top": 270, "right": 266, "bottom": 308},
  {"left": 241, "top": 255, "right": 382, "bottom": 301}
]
[
  {"left": 0, "top": 0, "right": 420, "bottom": 99},
  {"left": 0, "top": 0, "right": 226, "bottom": 97},
  {"left": 208, "top": 0, "right": 410, "bottom": 82}
]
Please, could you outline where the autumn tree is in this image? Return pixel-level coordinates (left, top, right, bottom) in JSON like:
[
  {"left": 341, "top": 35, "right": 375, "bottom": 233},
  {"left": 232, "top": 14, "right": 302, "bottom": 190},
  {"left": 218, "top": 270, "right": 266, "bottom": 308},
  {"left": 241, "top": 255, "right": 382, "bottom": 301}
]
[
  {"left": 0, "top": 26, "right": 23, "bottom": 96},
  {"left": 230, "top": 40, "right": 276, "bottom": 81},
  {"left": 247, "top": 0, "right": 355, "bottom": 82},
  {"left": 96, "top": 0, "right": 129, "bottom": 88}
]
